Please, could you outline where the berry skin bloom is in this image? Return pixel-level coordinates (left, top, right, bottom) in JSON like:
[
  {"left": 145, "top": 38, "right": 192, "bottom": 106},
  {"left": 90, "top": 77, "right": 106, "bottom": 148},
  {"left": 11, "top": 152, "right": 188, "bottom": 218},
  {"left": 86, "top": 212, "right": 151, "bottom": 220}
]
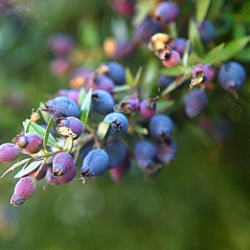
[
  {"left": 81, "top": 149, "right": 109, "bottom": 178},
  {"left": 149, "top": 114, "right": 174, "bottom": 140},
  {"left": 0, "top": 143, "right": 20, "bottom": 163},
  {"left": 55, "top": 166, "right": 76, "bottom": 184},
  {"left": 104, "top": 112, "right": 129, "bottom": 137},
  {"left": 52, "top": 152, "right": 75, "bottom": 177},
  {"left": 218, "top": 61, "right": 247, "bottom": 92},
  {"left": 13, "top": 133, "right": 43, "bottom": 154},
  {"left": 184, "top": 89, "right": 208, "bottom": 118},
  {"left": 43, "top": 96, "right": 80, "bottom": 120}
]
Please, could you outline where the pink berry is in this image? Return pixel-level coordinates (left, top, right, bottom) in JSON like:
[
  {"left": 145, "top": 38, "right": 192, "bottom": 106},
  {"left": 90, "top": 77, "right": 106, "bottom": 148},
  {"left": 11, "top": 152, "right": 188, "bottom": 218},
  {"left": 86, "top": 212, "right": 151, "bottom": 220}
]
[{"left": 0, "top": 143, "right": 20, "bottom": 163}]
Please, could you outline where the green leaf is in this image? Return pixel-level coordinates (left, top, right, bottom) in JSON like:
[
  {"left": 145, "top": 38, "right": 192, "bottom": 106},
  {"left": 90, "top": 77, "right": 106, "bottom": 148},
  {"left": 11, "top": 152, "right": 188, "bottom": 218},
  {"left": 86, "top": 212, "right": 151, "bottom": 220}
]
[
  {"left": 63, "top": 136, "right": 74, "bottom": 153},
  {"left": 133, "top": 66, "right": 143, "bottom": 87},
  {"left": 196, "top": 0, "right": 211, "bottom": 22},
  {"left": 80, "top": 89, "right": 92, "bottom": 125},
  {"left": 219, "top": 36, "right": 250, "bottom": 62},
  {"left": 181, "top": 40, "right": 191, "bottom": 67},
  {"left": 160, "top": 65, "right": 189, "bottom": 77},
  {"left": 133, "top": 0, "right": 155, "bottom": 26},
  {"left": 77, "top": 88, "right": 86, "bottom": 107},
  {"left": 125, "top": 68, "right": 134, "bottom": 86},
  {"left": 188, "top": 19, "right": 205, "bottom": 57},
  {"left": 236, "top": 46, "right": 250, "bottom": 62},
  {"left": 14, "top": 160, "right": 43, "bottom": 178},
  {"left": 39, "top": 102, "right": 51, "bottom": 124},
  {"left": 97, "top": 121, "right": 110, "bottom": 140},
  {"left": 208, "top": 0, "right": 225, "bottom": 21},
  {"left": 22, "top": 120, "right": 57, "bottom": 146},
  {"left": 0, "top": 158, "right": 33, "bottom": 179},
  {"left": 132, "top": 124, "right": 148, "bottom": 135},
  {"left": 203, "top": 43, "right": 225, "bottom": 64},
  {"left": 43, "top": 115, "right": 55, "bottom": 149}
]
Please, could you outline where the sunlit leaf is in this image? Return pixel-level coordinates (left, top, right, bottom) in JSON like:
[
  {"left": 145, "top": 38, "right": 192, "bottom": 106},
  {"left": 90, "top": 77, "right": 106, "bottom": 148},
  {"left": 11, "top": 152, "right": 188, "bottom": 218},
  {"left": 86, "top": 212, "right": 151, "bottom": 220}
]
[
  {"left": 125, "top": 68, "right": 134, "bottom": 86},
  {"left": 97, "top": 121, "right": 110, "bottom": 140},
  {"left": 43, "top": 115, "right": 55, "bottom": 149},
  {"left": 196, "top": 0, "right": 211, "bottom": 22},
  {"left": 219, "top": 36, "right": 250, "bottom": 62},
  {"left": 63, "top": 136, "right": 74, "bottom": 153},
  {"left": 80, "top": 89, "right": 92, "bottom": 125},
  {"left": 160, "top": 65, "right": 188, "bottom": 76},
  {"left": 133, "top": 0, "right": 155, "bottom": 26},
  {"left": 14, "top": 160, "right": 43, "bottom": 179},
  {"left": 203, "top": 43, "right": 225, "bottom": 64},
  {"left": 39, "top": 102, "right": 51, "bottom": 124},
  {"left": 182, "top": 39, "right": 191, "bottom": 67},
  {"left": 77, "top": 87, "right": 86, "bottom": 107}
]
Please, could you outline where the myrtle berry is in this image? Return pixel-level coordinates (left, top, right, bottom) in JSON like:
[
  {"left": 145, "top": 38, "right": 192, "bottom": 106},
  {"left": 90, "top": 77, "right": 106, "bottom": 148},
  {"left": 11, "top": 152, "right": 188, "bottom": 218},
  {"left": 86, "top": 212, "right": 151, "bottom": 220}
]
[
  {"left": 196, "top": 19, "right": 215, "bottom": 44},
  {"left": 52, "top": 152, "right": 74, "bottom": 176},
  {"left": 56, "top": 89, "right": 80, "bottom": 104},
  {"left": 91, "top": 89, "right": 114, "bottom": 115},
  {"left": 184, "top": 89, "right": 208, "bottom": 118},
  {"left": 155, "top": 139, "right": 177, "bottom": 164},
  {"left": 158, "top": 74, "right": 175, "bottom": 90},
  {"left": 149, "top": 114, "right": 174, "bottom": 140},
  {"left": 104, "top": 112, "right": 129, "bottom": 137},
  {"left": 134, "top": 140, "right": 156, "bottom": 168},
  {"left": 133, "top": 17, "right": 162, "bottom": 43},
  {"left": 111, "top": 0, "right": 135, "bottom": 17},
  {"left": 0, "top": 143, "right": 20, "bottom": 163},
  {"left": 56, "top": 117, "right": 83, "bottom": 139},
  {"left": 47, "top": 33, "right": 75, "bottom": 56},
  {"left": 49, "top": 56, "right": 71, "bottom": 76},
  {"left": 109, "top": 153, "right": 130, "bottom": 182},
  {"left": 139, "top": 98, "right": 157, "bottom": 119},
  {"left": 218, "top": 61, "right": 247, "bottom": 92},
  {"left": 161, "top": 50, "right": 181, "bottom": 68},
  {"left": 169, "top": 37, "right": 190, "bottom": 57},
  {"left": 192, "top": 64, "right": 214, "bottom": 85},
  {"left": 121, "top": 97, "right": 140, "bottom": 113},
  {"left": 69, "top": 66, "right": 94, "bottom": 89},
  {"left": 45, "top": 167, "right": 59, "bottom": 186},
  {"left": 81, "top": 149, "right": 109, "bottom": 178},
  {"left": 13, "top": 132, "right": 43, "bottom": 154},
  {"left": 105, "top": 141, "right": 127, "bottom": 168},
  {"left": 153, "top": 1, "right": 180, "bottom": 26},
  {"left": 10, "top": 176, "right": 36, "bottom": 206},
  {"left": 99, "top": 61, "right": 126, "bottom": 86},
  {"left": 55, "top": 166, "right": 76, "bottom": 184},
  {"left": 43, "top": 96, "right": 80, "bottom": 120},
  {"left": 26, "top": 164, "right": 47, "bottom": 181},
  {"left": 87, "top": 74, "right": 115, "bottom": 93}
]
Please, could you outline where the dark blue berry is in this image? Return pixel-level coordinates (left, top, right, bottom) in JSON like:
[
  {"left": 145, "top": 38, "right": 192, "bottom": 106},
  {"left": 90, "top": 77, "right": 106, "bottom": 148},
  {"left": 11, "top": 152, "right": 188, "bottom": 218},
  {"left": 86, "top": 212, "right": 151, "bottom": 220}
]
[
  {"left": 158, "top": 74, "right": 175, "bottom": 90},
  {"left": 218, "top": 61, "right": 247, "bottom": 92},
  {"left": 91, "top": 89, "right": 114, "bottom": 115},
  {"left": 104, "top": 112, "right": 129, "bottom": 136},
  {"left": 81, "top": 149, "right": 109, "bottom": 178},
  {"left": 196, "top": 19, "right": 215, "bottom": 44},
  {"left": 149, "top": 114, "right": 174, "bottom": 140},
  {"left": 155, "top": 139, "right": 177, "bottom": 164}
]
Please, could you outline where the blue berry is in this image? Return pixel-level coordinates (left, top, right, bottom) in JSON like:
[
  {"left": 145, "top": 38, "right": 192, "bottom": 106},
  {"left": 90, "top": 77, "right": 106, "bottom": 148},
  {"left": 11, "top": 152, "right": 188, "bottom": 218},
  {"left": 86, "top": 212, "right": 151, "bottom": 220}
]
[
  {"left": 43, "top": 96, "right": 80, "bottom": 120},
  {"left": 52, "top": 152, "right": 74, "bottom": 177},
  {"left": 169, "top": 37, "right": 190, "bottom": 57},
  {"left": 155, "top": 139, "right": 177, "bottom": 164},
  {"left": 81, "top": 149, "right": 109, "bottom": 178},
  {"left": 56, "top": 89, "right": 80, "bottom": 104},
  {"left": 0, "top": 143, "right": 20, "bottom": 163},
  {"left": 218, "top": 61, "right": 247, "bottom": 92},
  {"left": 149, "top": 114, "right": 174, "bottom": 140},
  {"left": 87, "top": 74, "right": 115, "bottom": 93},
  {"left": 105, "top": 141, "right": 127, "bottom": 168},
  {"left": 104, "top": 112, "right": 129, "bottom": 137},
  {"left": 184, "top": 89, "right": 208, "bottom": 118},
  {"left": 91, "top": 89, "right": 114, "bottom": 115},
  {"left": 158, "top": 74, "right": 175, "bottom": 90},
  {"left": 134, "top": 140, "right": 156, "bottom": 168},
  {"left": 196, "top": 19, "right": 215, "bottom": 44}
]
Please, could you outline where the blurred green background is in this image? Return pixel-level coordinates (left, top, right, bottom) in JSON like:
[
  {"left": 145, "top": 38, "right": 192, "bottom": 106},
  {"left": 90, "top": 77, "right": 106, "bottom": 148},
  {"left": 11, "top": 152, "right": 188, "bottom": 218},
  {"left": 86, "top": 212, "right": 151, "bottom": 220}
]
[{"left": 1, "top": 0, "right": 250, "bottom": 249}]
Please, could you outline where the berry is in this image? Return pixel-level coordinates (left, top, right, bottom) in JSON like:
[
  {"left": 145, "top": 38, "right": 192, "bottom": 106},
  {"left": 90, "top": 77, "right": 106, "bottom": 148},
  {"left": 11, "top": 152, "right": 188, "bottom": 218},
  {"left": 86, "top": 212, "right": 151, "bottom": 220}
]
[
  {"left": 149, "top": 114, "right": 174, "bottom": 140},
  {"left": 156, "top": 48, "right": 180, "bottom": 68},
  {"left": 55, "top": 166, "right": 76, "bottom": 184},
  {"left": 45, "top": 167, "right": 59, "bottom": 186},
  {"left": 10, "top": 176, "right": 36, "bottom": 206},
  {"left": 218, "top": 61, "right": 247, "bottom": 92},
  {"left": 111, "top": 0, "right": 135, "bottom": 17},
  {"left": 87, "top": 74, "right": 115, "bottom": 93},
  {"left": 155, "top": 139, "right": 177, "bottom": 164},
  {"left": 169, "top": 37, "right": 190, "bottom": 57},
  {"left": 196, "top": 19, "right": 215, "bottom": 44},
  {"left": 13, "top": 132, "right": 43, "bottom": 154},
  {"left": 49, "top": 56, "right": 72, "bottom": 76},
  {"left": 105, "top": 141, "right": 127, "bottom": 168},
  {"left": 139, "top": 98, "right": 157, "bottom": 119},
  {"left": 56, "top": 117, "right": 83, "bottom": 139},
  {"left": 91, "top": 89, "right": 115, "bottom": 115},
  {"left": 153, "top": 1, "right": 180, "bottom": 26},
  {"left": 192, "top": 64, "right": 214, "bottom": 85},
  {"left": 56, "top": 89, "right": 80, "bottom": 104},
  {"left": 26, "top": 164, "right": 47, "bottom": 181},
  {"left": 120, "top": 97, "right": 140, "bottom": 113},
  {"left": 104, "top": 112, "right": 129, "bottom": 137},
  {"left": 158, "top": 74, "right": 175, "bottom": 90},
  {"left": 99, "top": 61, "right": 126, "bottom": 86},
  {"left": 47, "top": 33, "right": 75, "bottom": 56},
  {"left": 0, "top": 143, "right": 20, "bottom": 163},
  {"left": 69, "top": 66, "right": 94, "bottom": 89},
  {"left": 184, "top": 89, "right": 208, "bottom": 118},
  {"left": 43, "top": 96, "right": 80, "bottom": 120},
  {"left": 52, "top": 152, "right": 74, "bottom": 177},
  {"left": 134, "top": 140, "right": 156, "bottom": 168},
  {"left": 81, "top": 149, "right": 109, "bottom": 178}
]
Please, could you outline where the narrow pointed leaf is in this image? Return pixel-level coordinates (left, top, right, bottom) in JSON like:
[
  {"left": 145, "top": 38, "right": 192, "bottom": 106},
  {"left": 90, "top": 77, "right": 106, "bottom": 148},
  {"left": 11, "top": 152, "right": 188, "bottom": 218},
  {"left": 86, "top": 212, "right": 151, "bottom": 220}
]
[
  {"left": 80, "top": 89, "right": 92, "bottom": 125},
  {"left": 203, "top": 43, "right": 225, "bottom": 64},
  {"left": 196, "top": 0, "right": 211, "bottom": 22},
  {"left": 14, "top": 160, "right": 43, "bottom": 178},
  {"left": 97, "top": 121, "right": 110, "bottom": 140}
]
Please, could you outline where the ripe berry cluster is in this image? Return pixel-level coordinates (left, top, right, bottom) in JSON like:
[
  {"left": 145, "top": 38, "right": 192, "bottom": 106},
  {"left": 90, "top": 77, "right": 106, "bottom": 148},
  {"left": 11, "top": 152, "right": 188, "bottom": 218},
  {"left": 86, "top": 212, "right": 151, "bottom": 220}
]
[{"left": 0, "top": 0, "right": 248, "bottom": 206}]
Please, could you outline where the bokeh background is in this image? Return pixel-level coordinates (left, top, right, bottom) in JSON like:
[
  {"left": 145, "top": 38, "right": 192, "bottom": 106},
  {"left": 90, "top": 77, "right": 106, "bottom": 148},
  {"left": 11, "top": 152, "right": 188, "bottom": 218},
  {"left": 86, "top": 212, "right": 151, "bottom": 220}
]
[{"left": 1, "top": 0, "right": 250, "bottom": 249}]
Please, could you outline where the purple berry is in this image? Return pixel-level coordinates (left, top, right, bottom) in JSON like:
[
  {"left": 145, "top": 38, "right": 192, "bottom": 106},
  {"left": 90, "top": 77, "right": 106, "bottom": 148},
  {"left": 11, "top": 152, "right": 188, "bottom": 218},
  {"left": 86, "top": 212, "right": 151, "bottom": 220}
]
[
  {"left": 52, "top": 152, "right": 74, "bottom": 177},
  {"left": 69, "top": 66, "right": 94, "bottom": 89},
  {"left": 153, "top": 1, "right": 180, "bottom": 26},
  {"left": 43, "top": 96, "right": 80, "bottom": 120},
  {"left": 121, "top": 97, "right": 140, "bottom": 113},
  {"left": 139, "top": 98, "right": 157, "bottom": 119},
  {"left": 87, "top": 74, "right": 115, "bottom": 93},
  {"left": 105, "top": 141, "right": 127, "bottom": 168},
  {"left": 81, "top": 149, "right": 109, "bottom": 178},
  {"left": 196, "top": 19, "right": 215, "bottom": 44},
  {"left": 169, "top": 37, "right": 190, "bottom": 57},
  {"left": 0, "top": 143, "right": 20, "bottom": 163},
  {"left": 56, "top": 117, "right": 83, "bottom": 139},
  {"left": 155, "top": 139, "right": 177, "bottom": 164},
  {"left": 49, "top": 56, "right": 71, "bottom": 76},
  {"left": 56, "top": 89, "right": 80, "bottom": 104},
  {"left": 91, "top": 89, "right": 115, "bottom": 115},
  {"left": 149, "top": 114, "right": 174, "bottom": 140},
  {"left": 192, "top": 64, "right": 214, "bottom": 85},
  {"left": 161, "top": 50, "right": 181, "bottom": 68},
  {"left": 104, "top": 112, "right": 129, "bottom": 137},
  {"left": 13, "top": 132, "right": 43, "bottom": 154},
  {"left": 111, "top": 0, "right": 135, "bottom": 17},
  {"left": 10, "top": 176, "right": 36, "bottom": 206},
  {"left": 55, "top": 166, "right": 76, "bottom": 184},
  {"left": 184, "top": 89, "right": 208, "bottom": 118},
  {"left": 218, "top": 61, "right": 247, "bottom": 92}
]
